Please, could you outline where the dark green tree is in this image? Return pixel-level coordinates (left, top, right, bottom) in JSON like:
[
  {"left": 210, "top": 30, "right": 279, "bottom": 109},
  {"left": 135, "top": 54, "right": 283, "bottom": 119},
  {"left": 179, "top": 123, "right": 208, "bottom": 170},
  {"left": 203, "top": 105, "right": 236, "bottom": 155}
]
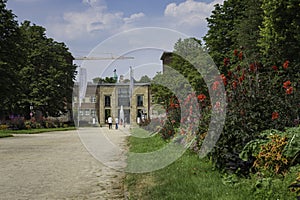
[
  {"left": 258, "top": 0, "right": 300, "bottom": 66},
  {"left": 235, "top": 0, "right": 263, "bottom": 61},
  {"left": 0, "top": 0, "right": 23, "bottom": 118},
  {"left": 18, "top": 21, "right": 76, "bottom": 117},
  {"left": 138, "top": 75, "right": 151, "bottom": 83},
  {"left": 203, "top": 0, "right": 247, "bottom": 68}
]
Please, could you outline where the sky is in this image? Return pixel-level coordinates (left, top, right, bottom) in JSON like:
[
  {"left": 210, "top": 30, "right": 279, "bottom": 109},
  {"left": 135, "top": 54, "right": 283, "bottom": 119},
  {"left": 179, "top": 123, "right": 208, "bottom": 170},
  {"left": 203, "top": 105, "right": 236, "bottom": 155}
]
[{"left": 6, "top": 0, "right": 224, "bottom": 81}]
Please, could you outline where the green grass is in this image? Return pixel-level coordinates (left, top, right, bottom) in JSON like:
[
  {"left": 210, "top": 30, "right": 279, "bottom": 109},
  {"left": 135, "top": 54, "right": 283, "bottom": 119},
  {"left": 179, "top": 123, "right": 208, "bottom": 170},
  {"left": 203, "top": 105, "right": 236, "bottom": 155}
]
[
  {"left": 124, "top": 128, "right": 298, "bottom": 200},
  {"left": 0, "top": 127, "right": 76, "bottom": 138},
  {"left": 0, "top": 132, "right": 13, "bottom": 138}
]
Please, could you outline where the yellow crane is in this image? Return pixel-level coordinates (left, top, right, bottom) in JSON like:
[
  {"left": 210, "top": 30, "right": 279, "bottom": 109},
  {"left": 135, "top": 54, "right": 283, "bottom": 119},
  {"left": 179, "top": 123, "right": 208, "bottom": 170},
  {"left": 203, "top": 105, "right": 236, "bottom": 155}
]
[{"left": 74, "top": 54, "right": 134, "bottom": 60}]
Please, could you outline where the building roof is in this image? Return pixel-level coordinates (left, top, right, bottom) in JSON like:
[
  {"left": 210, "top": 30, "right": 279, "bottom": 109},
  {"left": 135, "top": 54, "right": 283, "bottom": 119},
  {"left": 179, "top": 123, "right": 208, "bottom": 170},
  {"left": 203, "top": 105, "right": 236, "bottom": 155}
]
[{"left": 160, "top": 51, "right": 173, "bottom": 60}]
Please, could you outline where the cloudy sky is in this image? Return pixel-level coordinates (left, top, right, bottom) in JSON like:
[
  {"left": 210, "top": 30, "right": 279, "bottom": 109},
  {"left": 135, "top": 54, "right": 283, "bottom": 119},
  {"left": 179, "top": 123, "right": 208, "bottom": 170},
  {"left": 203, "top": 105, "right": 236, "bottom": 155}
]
[{"left": 7, "top": 0, "right": 224, "bottom": 81}]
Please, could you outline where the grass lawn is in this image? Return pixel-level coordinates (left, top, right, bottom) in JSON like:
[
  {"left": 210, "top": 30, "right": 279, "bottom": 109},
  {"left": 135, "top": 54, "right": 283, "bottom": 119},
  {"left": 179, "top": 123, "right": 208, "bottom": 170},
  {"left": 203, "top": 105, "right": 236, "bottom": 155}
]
[
  {"left": 124, "top": 128, "right": 298, "bottom": 200},
  {"left": 0, "top": 127, "right": 76, "bottom": 138}
]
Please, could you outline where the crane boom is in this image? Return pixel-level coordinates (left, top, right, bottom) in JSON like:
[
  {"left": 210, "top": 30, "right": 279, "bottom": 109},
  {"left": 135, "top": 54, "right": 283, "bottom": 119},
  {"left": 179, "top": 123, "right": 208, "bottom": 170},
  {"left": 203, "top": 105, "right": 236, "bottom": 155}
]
[{"left": 74, "top": 56, "right": 134, "bottom": 60}]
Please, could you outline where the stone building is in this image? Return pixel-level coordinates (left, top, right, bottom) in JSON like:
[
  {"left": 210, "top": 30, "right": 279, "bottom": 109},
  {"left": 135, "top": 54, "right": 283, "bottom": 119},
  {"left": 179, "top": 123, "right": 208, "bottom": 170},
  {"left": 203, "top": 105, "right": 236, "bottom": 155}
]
[
  {"left": 73, "top": 82, "right": 150, "bottom": 126},
  {"left": 160, "top": 51, "right": 173, "bottom": 73}
]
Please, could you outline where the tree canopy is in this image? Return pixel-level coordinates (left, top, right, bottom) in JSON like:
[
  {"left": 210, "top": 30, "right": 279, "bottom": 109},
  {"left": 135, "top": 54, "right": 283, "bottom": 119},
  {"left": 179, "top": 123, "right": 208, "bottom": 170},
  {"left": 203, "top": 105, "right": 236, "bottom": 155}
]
[{"left": 0, "top": 0, "right": 77, "bottom": 119}]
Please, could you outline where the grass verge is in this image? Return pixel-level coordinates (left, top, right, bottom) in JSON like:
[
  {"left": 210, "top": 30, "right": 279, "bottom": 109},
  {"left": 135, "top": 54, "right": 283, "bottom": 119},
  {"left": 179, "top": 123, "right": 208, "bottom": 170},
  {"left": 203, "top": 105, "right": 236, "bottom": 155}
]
[
  {"left": 0, "top": 127, "right": 76, "bottom": 138},
  {"left": 124, "top": 128, "right": 298, "bottom": 200}
]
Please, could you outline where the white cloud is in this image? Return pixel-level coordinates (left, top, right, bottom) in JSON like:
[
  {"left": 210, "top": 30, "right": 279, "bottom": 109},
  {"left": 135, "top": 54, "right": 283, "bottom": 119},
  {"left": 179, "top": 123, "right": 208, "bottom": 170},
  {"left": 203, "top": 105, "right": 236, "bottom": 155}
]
[
  {"left": 164, "top": 0, "right": 223, "bottom": 35},
  {"left": 82, "top": 0, "right": 105, "bottom": 8},
  {"left": 124, "top": 13, "right": 145, "bottom": 24},
  {"left": 46, "top": 0, "right": 224, "bottom": 55},
  {"left": 47, "top": 1, "right": 145, "bottom": 42}
]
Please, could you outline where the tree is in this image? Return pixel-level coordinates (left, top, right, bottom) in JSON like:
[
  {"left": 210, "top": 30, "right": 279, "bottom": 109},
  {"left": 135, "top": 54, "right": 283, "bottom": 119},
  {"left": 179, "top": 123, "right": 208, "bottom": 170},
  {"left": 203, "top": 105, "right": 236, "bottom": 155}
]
[
  {"left": 93, "top": 77, "right": 117, "bottom": 84},
  {"left": 258, "top": 0, "right": 300, "bottom": 66},
  {"left": 18, "top": 21, "right": 76, "bottom": 118},
  {"left": 138, "top": 75, "right": 151, "bottom": 83},
  {"left": 0, "top": 0, "right": 23, "bottom": 118},
  {"left": 203, "top": 0, "right": 247, "bottom": 68},
  {"left": 235, "top": 0, "right": 263, "bottom": 61}
]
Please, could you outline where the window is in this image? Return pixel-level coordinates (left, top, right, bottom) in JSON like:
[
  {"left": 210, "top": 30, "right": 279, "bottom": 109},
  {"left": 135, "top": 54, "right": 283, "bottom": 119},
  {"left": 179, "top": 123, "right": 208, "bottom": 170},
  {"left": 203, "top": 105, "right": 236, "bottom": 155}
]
[
  {"left": 105, "top": 95, "right": 111, "bottom": 107},
  {"left": 91, "top": 96, "right": 96, "bottom": 103},
  {"left": 85, "top": 109, "right": 90, "bottom": 116},
  {"left": 137, "top": 95, "right": 143, "bottom": 106},
  {"left": 91, "top": 109, "right": 96, "bottom": 116},
  {"left": 79, "top": 110, "right": 84, "bottom": 116},
  {"left": 118, "top": 87, "right": 130, "bottom": 106}
]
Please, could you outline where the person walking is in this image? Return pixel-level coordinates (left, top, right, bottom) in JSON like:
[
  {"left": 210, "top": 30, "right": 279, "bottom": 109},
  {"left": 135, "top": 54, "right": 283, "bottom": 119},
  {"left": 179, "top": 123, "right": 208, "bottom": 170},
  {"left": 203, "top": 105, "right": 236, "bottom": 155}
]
[
  {"left": 115, "top": 117, "right": 119, "bottom": 129},
  {"left": 108, "top": 116, "right": 112, "bottom": 129}
]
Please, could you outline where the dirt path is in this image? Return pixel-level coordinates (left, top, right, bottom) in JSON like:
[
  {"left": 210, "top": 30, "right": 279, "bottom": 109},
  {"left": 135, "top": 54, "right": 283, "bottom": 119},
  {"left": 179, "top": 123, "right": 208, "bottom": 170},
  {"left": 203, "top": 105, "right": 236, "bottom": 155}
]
[{"left": 0, "top": 127, "right": 129, "bottom": 200}]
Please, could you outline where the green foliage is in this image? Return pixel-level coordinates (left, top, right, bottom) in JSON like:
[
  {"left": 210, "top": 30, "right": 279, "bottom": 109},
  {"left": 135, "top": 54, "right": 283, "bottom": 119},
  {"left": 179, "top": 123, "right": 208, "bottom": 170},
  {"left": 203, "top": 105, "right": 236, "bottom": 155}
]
[
  {"left": 18, "top": 21, "right": 77, "bottom": 117},
  {"left": 289, "top": 170, "right": 300, "bottom": 197},
  {"left": 125, "top": 129, "right": 297, "bottom": 199},
  {"left": 93, "top": 76, "right": 117, "bottom": 84},
  {"left": 239, "top": 139, "right": 267, "bottom": 161},
  {"left": 0, "top": 0, "right": 23, "bottom": 117},
  {"left": 253, "top": 134, "right": 289, "bottom": 175},
  {"left": 282, "top": 127, "right": 300, "bottom": 164},
  {"left": 137, "top": 75, "right": 151, "bottom": 83},
  {"left": 203, "top": 0, "right": 248, "bottom": 68},
  {"left": 258, "top": 0, "right": 300, "bottom": 65},
  {"left": 240, "top": 127, "right": 300, "bottom": 176},
  {"left": 205, "top": 0, "right": 300, "bottom": 69},
  {"left": 0, "top": 0, "right": 77, "bottom": 119},
  {"left": 235, "top": 0, "right": 263, "bottom": 61}
]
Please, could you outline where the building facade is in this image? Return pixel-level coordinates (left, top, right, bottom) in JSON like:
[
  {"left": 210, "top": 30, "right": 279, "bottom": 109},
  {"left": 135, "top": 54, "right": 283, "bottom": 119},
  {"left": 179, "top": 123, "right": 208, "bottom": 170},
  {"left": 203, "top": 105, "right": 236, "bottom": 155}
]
[{"left": 73, "top": 82, "right": 150, "bottom": 126}]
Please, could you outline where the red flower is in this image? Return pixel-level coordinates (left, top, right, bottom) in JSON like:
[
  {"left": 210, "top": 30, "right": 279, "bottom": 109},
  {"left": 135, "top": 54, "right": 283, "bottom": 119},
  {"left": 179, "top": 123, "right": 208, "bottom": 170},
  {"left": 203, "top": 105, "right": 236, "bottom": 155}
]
[
  {"left": 238, "top": 52, "right": 243, "bottom": 60},
  {"left": 272, "top": 65, "right": 278, "bottom": 71},
  {"left": 227, "top": 70, "right": 232, "bottom": 77},
  {"left": 249, "top": 63, "right": 256, "bottom": 72},
  {"left": 212, "top": 81, "right": 220, "bottom": 90},
  {"left": 283, "top": 60, "right": 289, "bottom": 69},
  {"left": 220, "top": 74, "right": 227, "bottom": 86},
  {"left": 223, "top": 58, "right": 230, "bottom": 66},
  {"left": 239, "top": 73, "right": 245, "bottom": 83},
  {"left": 234, "top": 49, "right": 238, "bottom": 56},
  {"left": 272, "top": 112, "right": 279, "bottom": 120},
  {"left": 232, "top": 81, "right": 237, "bottom": 89},
  {"left": 197, "top": 94, "right": 206, "bottom": 101},
  {"left": 283, "top": 80, "right": 291, "bottom": 89},
  {"left": 286, "top": 87, "right": 293, "bottom": 95}
]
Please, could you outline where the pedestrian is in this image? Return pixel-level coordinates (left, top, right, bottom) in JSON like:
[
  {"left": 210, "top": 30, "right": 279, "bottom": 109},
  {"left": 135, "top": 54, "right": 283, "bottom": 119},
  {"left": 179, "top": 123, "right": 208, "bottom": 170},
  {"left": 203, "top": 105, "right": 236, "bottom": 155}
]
[
  {"left": 115, "top": 117, "right": 119, "bottom": 129},
  {"left": 108, "top": 116, "right": 112, "bottom": 129}
]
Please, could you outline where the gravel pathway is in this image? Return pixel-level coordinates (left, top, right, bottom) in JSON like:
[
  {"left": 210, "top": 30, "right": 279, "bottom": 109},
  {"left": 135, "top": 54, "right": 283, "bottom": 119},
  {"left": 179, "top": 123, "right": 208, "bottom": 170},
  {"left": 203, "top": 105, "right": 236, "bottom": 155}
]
[{"left": 0, "top": 127, "right": 128, "bottom": 200}]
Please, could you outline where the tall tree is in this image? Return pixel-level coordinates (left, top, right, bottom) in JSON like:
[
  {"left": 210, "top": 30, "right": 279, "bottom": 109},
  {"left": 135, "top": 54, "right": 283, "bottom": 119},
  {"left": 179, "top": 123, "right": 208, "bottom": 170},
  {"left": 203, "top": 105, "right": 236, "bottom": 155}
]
[
  {"left": 18, "top": 21, "right": 76, "bottom": 117},
  {"left": 0, "top": 0, "right": 24, "bottom": 118},
  {"left": 203, "top": 0, "right": 247, "bottom": 68},
  {"left": 258, "top": 0, "right": 300, "bottom": 66},
  {"left": 235, "top": 0, "right": 263, "bottom": 61}
]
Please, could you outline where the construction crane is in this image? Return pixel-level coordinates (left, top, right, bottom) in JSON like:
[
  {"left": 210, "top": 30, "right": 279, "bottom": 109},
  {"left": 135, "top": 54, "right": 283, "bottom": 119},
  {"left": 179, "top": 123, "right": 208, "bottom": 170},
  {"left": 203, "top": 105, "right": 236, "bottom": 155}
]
[{"left": 74, "top": 54, "right": 134, "bottom": 60}]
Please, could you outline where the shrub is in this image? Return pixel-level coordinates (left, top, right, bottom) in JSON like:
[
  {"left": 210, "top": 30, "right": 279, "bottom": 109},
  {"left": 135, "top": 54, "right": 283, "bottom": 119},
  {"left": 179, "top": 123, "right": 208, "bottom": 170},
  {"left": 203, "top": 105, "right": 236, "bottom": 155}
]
[
  {"left": 241, "top": 127, "right": 300, "bottom": 176},
  {"left": 253, "top": 134, "right": 289, "bottom": 175},
  {"left": 8, "top": 117, "right": 26, "bottom": 130},
  {"left": 0, "top": 124, "right": 8, "bottom": 130},
  {"left": 289, "top": 171, "right": 300, "bottom": 198},
  {"left": 211, "top": 49, "right": 300, "bottom": 173}
]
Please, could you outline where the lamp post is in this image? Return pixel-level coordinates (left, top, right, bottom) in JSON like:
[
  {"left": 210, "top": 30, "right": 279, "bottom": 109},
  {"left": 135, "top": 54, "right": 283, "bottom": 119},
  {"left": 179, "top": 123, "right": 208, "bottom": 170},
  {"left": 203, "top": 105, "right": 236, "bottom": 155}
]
[{"left": 29, "top": 104, "right": 33, "bottom": 120}]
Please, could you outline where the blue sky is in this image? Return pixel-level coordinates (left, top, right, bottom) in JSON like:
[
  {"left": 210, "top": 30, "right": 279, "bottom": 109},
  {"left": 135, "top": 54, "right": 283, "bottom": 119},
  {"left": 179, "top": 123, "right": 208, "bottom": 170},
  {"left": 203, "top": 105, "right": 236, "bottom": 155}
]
[{"left": 6, "top": 0, "right": 224, "bottom": 80}]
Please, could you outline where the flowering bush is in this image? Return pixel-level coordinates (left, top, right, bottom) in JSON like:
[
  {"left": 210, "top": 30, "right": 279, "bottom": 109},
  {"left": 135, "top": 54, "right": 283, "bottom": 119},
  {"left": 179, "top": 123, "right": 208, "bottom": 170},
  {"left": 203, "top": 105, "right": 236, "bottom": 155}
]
[{"left": 211, "top": 49, "right": 299, "bottom": 172}]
